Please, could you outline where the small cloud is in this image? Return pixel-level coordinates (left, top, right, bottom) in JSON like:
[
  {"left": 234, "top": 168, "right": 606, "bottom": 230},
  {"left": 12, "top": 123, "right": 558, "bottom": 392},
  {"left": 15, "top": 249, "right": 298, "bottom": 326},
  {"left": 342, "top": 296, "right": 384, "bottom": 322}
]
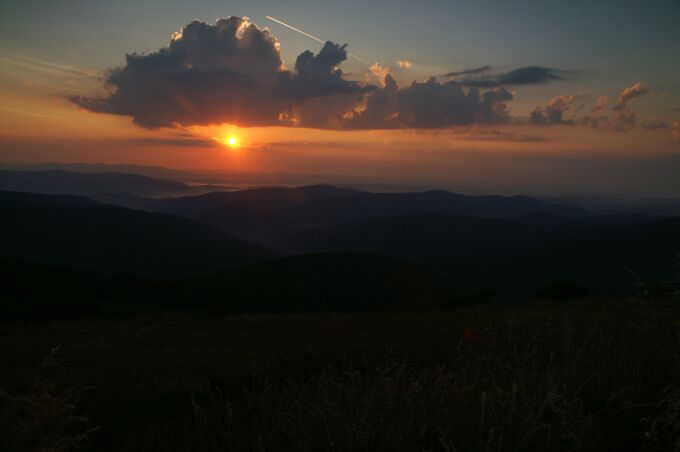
[
  {"left": 641, "top": 119, "right": 680, "bottom": 142},
  {"left": 613, "top": 82, "right": 649, "bottom": 111},
  {"left": 640, "top": 120, "right": 671, "bottom": 130},
  {"left": 529, "top": 94, "right": 577, "bottom": 125},
  {"left": 396, "top": 60, "right": 413, "bottom": 69},
  {"left": 369, "top": 63, "right": 390, "bottom": 84},
  {"left": 591, "top": 95, "right": 610, "bottom": 114}
]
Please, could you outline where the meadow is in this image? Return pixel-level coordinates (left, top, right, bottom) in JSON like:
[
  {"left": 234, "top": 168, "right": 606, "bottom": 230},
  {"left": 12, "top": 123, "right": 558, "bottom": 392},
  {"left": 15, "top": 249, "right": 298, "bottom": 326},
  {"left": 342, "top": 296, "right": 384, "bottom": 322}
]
[{"left": 2, "top": 299, "right": 679, "bottom": 451}]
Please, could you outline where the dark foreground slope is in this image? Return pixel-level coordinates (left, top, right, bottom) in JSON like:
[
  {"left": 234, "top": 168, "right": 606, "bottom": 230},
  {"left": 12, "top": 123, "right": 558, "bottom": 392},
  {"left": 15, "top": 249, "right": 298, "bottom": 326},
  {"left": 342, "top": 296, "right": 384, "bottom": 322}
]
[
  {"left": 176, "top": 253, "right": 484, "bottom": 312},
  {"left": 1, "top": 302, "right": 679, "bottom": 451},
  {"left": 1, "top": 254, "right": 482, "bottom": 318},
  {"left": 0, "top": 191, "right": 274, "bottom": 277}
]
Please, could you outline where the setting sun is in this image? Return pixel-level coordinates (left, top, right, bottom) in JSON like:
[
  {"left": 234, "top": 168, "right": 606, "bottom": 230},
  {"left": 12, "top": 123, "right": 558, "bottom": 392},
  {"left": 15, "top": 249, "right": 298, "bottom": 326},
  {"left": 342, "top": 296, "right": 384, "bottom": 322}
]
[{"left": 223, "top": 135, "right": 239, "bottom": 148}]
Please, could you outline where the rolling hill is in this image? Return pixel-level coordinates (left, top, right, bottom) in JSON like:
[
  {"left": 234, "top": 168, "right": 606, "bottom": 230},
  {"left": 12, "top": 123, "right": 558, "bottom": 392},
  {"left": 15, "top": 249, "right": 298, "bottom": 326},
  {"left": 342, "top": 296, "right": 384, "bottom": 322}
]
[
  {"left": 100, "top": 185, "right": 595, "bottom": 242},
  {"left": 0, "top": 191, "right": 275, "bottom": 277}
]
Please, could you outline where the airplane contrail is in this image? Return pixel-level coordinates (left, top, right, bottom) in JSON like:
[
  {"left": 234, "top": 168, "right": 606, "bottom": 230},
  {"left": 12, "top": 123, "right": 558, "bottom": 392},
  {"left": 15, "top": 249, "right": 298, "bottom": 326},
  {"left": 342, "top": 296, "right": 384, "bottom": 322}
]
[{"left": 265, "top": 15, "right": 372, "bottom": 66}]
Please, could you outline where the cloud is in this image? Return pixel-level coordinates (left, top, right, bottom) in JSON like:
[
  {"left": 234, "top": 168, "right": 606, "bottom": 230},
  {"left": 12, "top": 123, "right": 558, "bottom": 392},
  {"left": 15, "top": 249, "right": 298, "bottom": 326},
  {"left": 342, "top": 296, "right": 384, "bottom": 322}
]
[
  {"left": 345, "top": 75, "right": 514, "bottom": 129},
  {"left": 445, "top": 66, "right": 491, "bottom": 77},
  {"left": 641, "top": 119, "right": 680, "bottom": 141},
  {"left": 72, "top": 18, "right": 367, "bottom": 129},
  {"left": 0, "top": 106, "right": 60, "bottom": 120},
  {"left": 397, "top": 60, "right": 413, "bottom": 69},
  {"left": 369, "top": 62, "right": 390, "bottom": 84},
  {"left": 529, "top": 95, "right": 577, "bottom": 125},
  {"left": 449, "top": 127, "right": 549, "bottom": 142},
  {"left": 613, "top": 82, "right": 649, "bottom": 111},
  {"left": 71, "top": 17, "right": 531, "bottom": 131},
  {"left": 531, "top": 83, "right": 676, "bottom": 137},
  {"left": 124, "top": 136, "right": 217, "bottom": 147},
  {"left": 640, "top": 120, "right": 672, "bottom": 130},
  {"left": 72, "top": 17, "right": 289, "bottom": 128},
  {"left": 591, "top": 95, "right": 610, "bottom": 114},
  {"left": 0, "top": 53, "right": 99, "bottom": 78},
  {"left": 264, "top": 140, "right": 347, "bottom": 148},
  {"left": 455, "top": 66, "right": 565, "bottom": 87}
]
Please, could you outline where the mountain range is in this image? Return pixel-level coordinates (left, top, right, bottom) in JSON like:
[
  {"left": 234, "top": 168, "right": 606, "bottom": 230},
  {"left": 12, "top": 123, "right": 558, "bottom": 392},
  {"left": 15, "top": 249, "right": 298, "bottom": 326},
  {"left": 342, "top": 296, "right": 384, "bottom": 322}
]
[{"left": 1, "top": 168, "right": 678, "bottom": 305}]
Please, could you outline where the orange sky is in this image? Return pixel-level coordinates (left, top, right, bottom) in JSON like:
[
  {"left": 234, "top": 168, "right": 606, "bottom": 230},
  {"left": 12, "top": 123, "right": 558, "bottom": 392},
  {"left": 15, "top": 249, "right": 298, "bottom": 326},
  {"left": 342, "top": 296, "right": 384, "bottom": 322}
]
[{"left": 1, "top": 19, "right": 679, "bottom": 198}]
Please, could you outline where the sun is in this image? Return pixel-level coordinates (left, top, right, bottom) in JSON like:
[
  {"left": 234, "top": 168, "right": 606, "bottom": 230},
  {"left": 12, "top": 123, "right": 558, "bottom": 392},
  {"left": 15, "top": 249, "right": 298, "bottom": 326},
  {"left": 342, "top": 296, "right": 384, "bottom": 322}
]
[{"left": 223, "top": 135, "right": 239, "bottom": 148}]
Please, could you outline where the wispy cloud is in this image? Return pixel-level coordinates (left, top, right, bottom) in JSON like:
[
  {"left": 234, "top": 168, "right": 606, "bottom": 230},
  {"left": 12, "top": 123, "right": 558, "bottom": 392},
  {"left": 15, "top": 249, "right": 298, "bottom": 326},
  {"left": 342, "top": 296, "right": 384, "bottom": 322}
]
[
  {"left": 0, "top": 53, "right": 100, "bottom": 78},
  {"left": 0, "top": 106, "right": 60, "bottom": 120}
]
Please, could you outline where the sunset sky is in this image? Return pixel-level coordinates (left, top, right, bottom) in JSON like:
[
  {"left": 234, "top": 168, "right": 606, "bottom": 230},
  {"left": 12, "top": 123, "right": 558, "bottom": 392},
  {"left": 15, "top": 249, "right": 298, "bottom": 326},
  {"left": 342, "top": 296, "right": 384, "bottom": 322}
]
[{"left": 1, "top": 0, "right": 679, "bottom": 197}]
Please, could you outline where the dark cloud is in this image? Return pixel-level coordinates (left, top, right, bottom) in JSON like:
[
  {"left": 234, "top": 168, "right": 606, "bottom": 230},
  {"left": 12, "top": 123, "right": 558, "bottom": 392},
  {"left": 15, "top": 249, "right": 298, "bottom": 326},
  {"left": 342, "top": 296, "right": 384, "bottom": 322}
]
[
  {"left": 72, "top": 17, "right": 288, "bottom": 128},
  {"left": 445, "top": 66, "right": 491, "bottom": 77},
  {"left": 457, "top": 66, "right": 565, "bottom": 88},
  {"left": 71, "top": 17, "right": 529, "bottom": 131},
  {"left": 71, "top": 17, "right": 367, "bottom": 129},
  {"left": 346, "top": 75, "right": 514, "bottom": 129}
]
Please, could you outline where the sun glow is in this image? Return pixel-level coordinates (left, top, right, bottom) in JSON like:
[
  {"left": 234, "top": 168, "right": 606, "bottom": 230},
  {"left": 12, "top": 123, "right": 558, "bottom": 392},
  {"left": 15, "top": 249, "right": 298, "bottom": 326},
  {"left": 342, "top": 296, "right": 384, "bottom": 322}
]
[{"left": 222, "top": 135, "right": 239, "bottom": 148}]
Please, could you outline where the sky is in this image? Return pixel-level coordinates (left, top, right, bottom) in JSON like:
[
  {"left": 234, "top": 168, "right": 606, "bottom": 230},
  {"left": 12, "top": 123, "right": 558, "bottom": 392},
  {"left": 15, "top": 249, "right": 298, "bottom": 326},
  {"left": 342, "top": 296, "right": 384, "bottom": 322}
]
[{"left": 1, "top": 0, "right": 679, "bottom": 197}]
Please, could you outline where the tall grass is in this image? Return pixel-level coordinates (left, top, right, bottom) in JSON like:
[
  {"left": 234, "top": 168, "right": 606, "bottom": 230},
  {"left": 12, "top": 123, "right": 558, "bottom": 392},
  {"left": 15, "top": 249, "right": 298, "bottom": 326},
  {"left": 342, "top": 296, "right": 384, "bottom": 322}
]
[
  {"left": 1, "top": 301, "right": 679, "bottom": 451},
  {"left": 181, "top": 307, "right": 680, "bottom": 451}
]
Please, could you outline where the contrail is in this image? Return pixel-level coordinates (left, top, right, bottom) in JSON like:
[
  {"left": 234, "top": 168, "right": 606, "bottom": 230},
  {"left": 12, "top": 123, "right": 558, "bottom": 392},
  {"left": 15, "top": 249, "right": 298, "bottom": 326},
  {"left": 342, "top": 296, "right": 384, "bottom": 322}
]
[{"left": 265, "top": 15, "right": 372, "bottom": 66}]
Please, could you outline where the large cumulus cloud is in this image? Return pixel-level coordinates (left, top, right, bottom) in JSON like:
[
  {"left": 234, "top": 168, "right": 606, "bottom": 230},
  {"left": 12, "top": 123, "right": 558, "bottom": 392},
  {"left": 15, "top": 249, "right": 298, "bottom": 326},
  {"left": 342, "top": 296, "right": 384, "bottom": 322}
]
[
  {"left": 70, "top": 17, "right": 526, "bottom": 130},
  {"left": 72, "top": 17, "right": 368, "bottom": 128}
]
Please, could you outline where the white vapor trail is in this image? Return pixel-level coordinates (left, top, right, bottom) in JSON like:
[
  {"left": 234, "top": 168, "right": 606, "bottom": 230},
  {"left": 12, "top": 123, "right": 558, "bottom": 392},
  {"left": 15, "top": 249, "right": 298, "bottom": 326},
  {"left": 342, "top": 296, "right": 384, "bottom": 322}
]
[{"left": 265, "top": 15, "right": 372, "bottom": 65}]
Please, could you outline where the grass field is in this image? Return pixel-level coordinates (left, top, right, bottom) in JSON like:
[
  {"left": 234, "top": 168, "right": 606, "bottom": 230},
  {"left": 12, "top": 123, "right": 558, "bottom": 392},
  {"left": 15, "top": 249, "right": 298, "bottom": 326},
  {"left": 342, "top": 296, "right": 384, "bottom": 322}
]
[{"left": 2, "top": 300, "right": 680, "bottom": 451}]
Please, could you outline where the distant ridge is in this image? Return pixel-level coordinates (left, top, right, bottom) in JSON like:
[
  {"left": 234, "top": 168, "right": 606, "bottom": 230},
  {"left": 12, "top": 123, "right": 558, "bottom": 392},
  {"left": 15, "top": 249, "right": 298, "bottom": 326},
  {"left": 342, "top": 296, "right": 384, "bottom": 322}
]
[
  {"left": 0, "top": 169, "right": 192, "bottom": 197},
  {"left": 106, "top": 185, "right": 595, "bottom": 242},
  {"left": 0, "top": 190, "right": 276, "bottom": 277}
]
